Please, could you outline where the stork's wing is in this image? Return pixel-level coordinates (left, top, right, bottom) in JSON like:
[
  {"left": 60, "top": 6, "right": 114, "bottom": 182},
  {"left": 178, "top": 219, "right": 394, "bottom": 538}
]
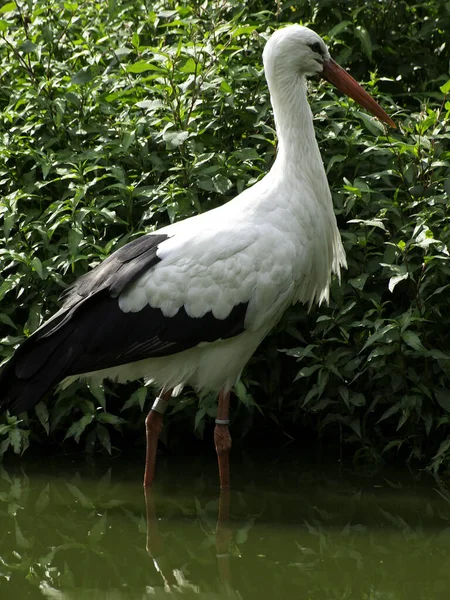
[
  {"left": 0, "top": 232, "right": 249, "bottom": 414},
  {"left": 60, "top": 293, "right": 248, "bottom": 375}
]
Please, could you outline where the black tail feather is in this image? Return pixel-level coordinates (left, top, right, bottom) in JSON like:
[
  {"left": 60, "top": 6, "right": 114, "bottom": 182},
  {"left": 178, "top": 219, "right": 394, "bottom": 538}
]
[
  {"left": 0, "top": 233, "right": 170, "bottom": 416},
  {"left": 0, "top": 331, "right": 79, "bottom": 415},
  {"left": 0, "top": 298, "right": 93, "bottom": 415}
]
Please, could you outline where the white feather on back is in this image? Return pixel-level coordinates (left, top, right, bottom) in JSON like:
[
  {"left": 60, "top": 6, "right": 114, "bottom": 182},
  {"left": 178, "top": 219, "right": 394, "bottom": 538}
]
[{"left": 118, "top": 163, "right": 344, "bottom": 337}]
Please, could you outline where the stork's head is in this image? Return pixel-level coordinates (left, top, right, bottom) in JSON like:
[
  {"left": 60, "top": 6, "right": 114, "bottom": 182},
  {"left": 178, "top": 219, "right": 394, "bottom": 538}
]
[
  {"left": 263, "top": 25, "right": 396, "bottom": 128},
  {"left": 263, "top": 25, "right": 330, "bottom": 78}
]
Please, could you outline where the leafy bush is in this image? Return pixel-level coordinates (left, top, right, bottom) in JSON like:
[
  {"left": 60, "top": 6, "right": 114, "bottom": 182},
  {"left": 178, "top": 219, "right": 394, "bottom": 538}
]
[{"left": 0, "top": 0, "right": 449, "bottom": 470}]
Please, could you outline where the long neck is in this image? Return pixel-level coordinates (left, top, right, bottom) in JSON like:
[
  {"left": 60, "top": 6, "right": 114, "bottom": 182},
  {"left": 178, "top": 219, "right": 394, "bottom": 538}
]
[
  {"left": 268, "top": 73, "right": 324, "bottom": 182},
  {"left": 264, "top": 69, "right": 347, "bottom": 291}
]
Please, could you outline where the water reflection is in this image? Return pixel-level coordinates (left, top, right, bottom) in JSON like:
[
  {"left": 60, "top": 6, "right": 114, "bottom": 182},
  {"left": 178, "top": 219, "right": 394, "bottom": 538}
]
[
  {"left": 144, "top": 488, "right": 235, "bottom": 597},
  {"left": 0, "top": 457, "right": 450, "bottom": 599}
]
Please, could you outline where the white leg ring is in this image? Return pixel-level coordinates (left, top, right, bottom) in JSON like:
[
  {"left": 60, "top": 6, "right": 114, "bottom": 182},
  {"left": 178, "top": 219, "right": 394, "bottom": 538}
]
[{"left": 151, "top": 396, "right": 169, "bottom": 415}]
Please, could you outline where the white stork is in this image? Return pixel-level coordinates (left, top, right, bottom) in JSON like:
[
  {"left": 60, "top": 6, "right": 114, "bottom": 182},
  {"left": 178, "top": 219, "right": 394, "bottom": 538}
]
[{"left": 0, "top": 25, "right": 395, "bottom": 489}]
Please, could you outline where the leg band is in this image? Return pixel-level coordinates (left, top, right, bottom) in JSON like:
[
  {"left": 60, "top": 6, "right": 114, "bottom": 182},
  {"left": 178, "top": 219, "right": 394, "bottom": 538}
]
[
  {"left": 151, "top": 396, "right": 169, "bottom": 415},
  {"left": 215, "top": 419, "right": 230, "bottom": 426}
]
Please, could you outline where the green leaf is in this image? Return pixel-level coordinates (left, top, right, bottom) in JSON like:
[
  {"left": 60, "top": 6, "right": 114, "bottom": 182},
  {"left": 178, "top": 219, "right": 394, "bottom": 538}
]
[
  {"left": 88, "top": 381, "right": 106, "bottom": 411},
  {"left": 429, "top": 349, "right": 450, "bottom": 361},
  {"left": 9, "top": 428, "right": 21, "bottom": 454},
  {"left": 96, "top": 413, "right": 125, "bottom": 428},
  {"left": 20, "top": 40, "right": 37, "bottom": 53},
  {"left": 163, "top": 129, "right": 189, "bottom": 148},
  {"left": 355, "top": 26, "right": 372, "bottom": 61},
  {"left": 349, "top": 273, "right": 368, "bottom": 290},
  {"left": 377, "top": 403, "right": 400, "bottom": 424},
  {"left": 0, "top": 313, "right": 15, "bottom": 329},
  {"left": 31, "top": 257, "right": 44, "bottom": 279},
  {"left": 194, "top": 407, "right": 206, "bottom": 431},
  {"left": 328, "top": 21, "right": 352, "bottom": 38},
  {"left": 350, "top": 393, "right": 366, "bottom": 407},
  {"left": 35, "top": 402, "right": 49, "bottom": 435},
  {"left": 401, "top": 331, "right": 427, "bottom": 353},
  {"left": 432, "top": 439, "right": 450, "bottom": 470},
  {"left": 126, "top": 61, "right": 163, "bottom": 73},
  {"left": 361, "top": 324, "right": 397, "bottom": 352},
  {"left": 68, "top": 228, "right": 83, "bottom": 256},
  {"left": 0, "top": 3, "right": 16, "bottom": 13},
  {"left": 0, "top": 274, "right": 22, "bottom": 301},
  {"left": 96, "top": 425, "right": 111, "bottom": 454},
  {"left": 234, "top": 381, "right": 262, "bottom": 412},
  {"left": 179, "top": 57, "right": 198, "bottom": 74},
  {"left": 230, "top": 25, "right": 257, "bottom": 38},
  {"left": 367, "top": 345, "right": 396, "bottom": 362},
  {"left": 435, "top": 389, "right": 450, "bottom": 413},
  {"left": 0, "top": 439, "right": 10, "bottom": 456},
  {"left": 440, "top": 80, "right": 450, "bottom": 95},
  {"left": 326, "top": 154, "right": 346, "bottom": 174},
  {"left": 24, "top": 302, "right": 42, "bottom": 335},
  {"left": 64, "top": 414, "right": 94, "bottom": 443},
  {"left": 71, "top": 67, "right": 94, "bottom": 85},
  {"left": 348, "top": 218, "right": 387, "bottom": 231},
  {"left": 220, "top": 80, "right": 233, "bottom": 94},
  {"left": 131, "top": 32, "right": 140, "bottom": 48},
  {"left": 354, "top": 110, "right": 385, "bottom": 134},
  {"left": 135, "top": 99, "right": 163, "bottom": 111},
  {"left": 0, "top": 424, "right": 11, "bottom": 435},
  {"left": 122, "top": 387, "right": 148, "bottom": 412},
  {"left": 389, "top": 270, "right": 408, "bottom": 293},
  {"left": 295, "top": 365, "right": 321, "bottom": 379},
  {"left": 349, "top": 419, "right": 362, "bottom": 438},
  {"left": 212, "top": 174, "right": 232, "bottom": 195}
]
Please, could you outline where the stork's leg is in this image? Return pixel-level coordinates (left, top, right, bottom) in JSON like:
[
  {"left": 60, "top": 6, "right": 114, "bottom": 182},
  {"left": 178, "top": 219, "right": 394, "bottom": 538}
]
[
  {"left": 214, "top": 390, "right": 231, "bottom": 490},
  {"left": 143, "top": 389, "right": 172, "bottom": 488}
]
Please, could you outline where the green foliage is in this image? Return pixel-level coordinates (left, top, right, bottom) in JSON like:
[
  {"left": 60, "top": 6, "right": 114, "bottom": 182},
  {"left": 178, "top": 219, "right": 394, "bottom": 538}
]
[{"left": 0, "top": 0, "right": 450, "bottom": 470}]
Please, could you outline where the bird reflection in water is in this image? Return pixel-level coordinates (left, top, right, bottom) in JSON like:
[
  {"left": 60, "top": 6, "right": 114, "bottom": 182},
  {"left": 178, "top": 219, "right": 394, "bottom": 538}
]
[{"left": 144, "top": 487, "right": 236, "bottom": 597}]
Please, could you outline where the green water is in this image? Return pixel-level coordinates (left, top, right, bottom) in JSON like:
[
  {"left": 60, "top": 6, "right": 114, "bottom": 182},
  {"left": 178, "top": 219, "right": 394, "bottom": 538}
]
[{"left": 1, "top": 454, "right": 450, "bottom": 599}]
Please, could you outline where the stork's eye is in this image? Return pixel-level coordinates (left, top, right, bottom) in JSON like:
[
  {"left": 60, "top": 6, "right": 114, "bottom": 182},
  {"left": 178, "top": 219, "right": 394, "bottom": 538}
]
[{"left": 310, "top": 42, "right": 322, "bottom": 54}]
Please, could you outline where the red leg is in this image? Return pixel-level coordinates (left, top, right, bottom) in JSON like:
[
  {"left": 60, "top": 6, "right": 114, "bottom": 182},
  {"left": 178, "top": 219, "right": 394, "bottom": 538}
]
[
  {"left": 143, "top": 389, "right": 172, "bottom": 488},
  {"left": 214, "top": 390, "right": 232, "bottom": 490}
]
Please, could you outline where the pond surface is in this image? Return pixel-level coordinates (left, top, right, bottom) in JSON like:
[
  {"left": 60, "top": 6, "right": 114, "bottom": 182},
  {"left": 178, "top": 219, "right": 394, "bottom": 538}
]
[{"left": 1, "top": 452, "right": 450, "bottom": 599}]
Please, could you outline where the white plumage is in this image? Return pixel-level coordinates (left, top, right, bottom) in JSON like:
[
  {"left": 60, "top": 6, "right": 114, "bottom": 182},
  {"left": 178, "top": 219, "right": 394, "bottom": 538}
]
[
  {"left": 95, "top": 170, "right": 345, "bottom": 393},
  {"left": 74, "top": 25, "right": 348, "bottom": 397},
  {"left": 0, "top": 25, "right": 394, "bottom": 482}
]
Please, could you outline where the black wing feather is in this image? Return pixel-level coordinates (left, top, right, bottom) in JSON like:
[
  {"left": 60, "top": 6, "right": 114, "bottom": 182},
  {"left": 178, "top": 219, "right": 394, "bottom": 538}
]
[
  {"left": 66, "top": 233, "right": 169, "bottom": 299},
  {"left": 0, "top": 232, "right": 249, "bottom": 415},
  {"left": 67, "top": 297, "right": 248, "bottom": 374}
]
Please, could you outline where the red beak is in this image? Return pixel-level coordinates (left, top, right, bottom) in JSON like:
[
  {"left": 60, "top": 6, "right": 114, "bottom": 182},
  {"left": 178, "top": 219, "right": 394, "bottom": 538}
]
[{"left": 321, "top": 58, "right": 396, "bottom": 129}]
